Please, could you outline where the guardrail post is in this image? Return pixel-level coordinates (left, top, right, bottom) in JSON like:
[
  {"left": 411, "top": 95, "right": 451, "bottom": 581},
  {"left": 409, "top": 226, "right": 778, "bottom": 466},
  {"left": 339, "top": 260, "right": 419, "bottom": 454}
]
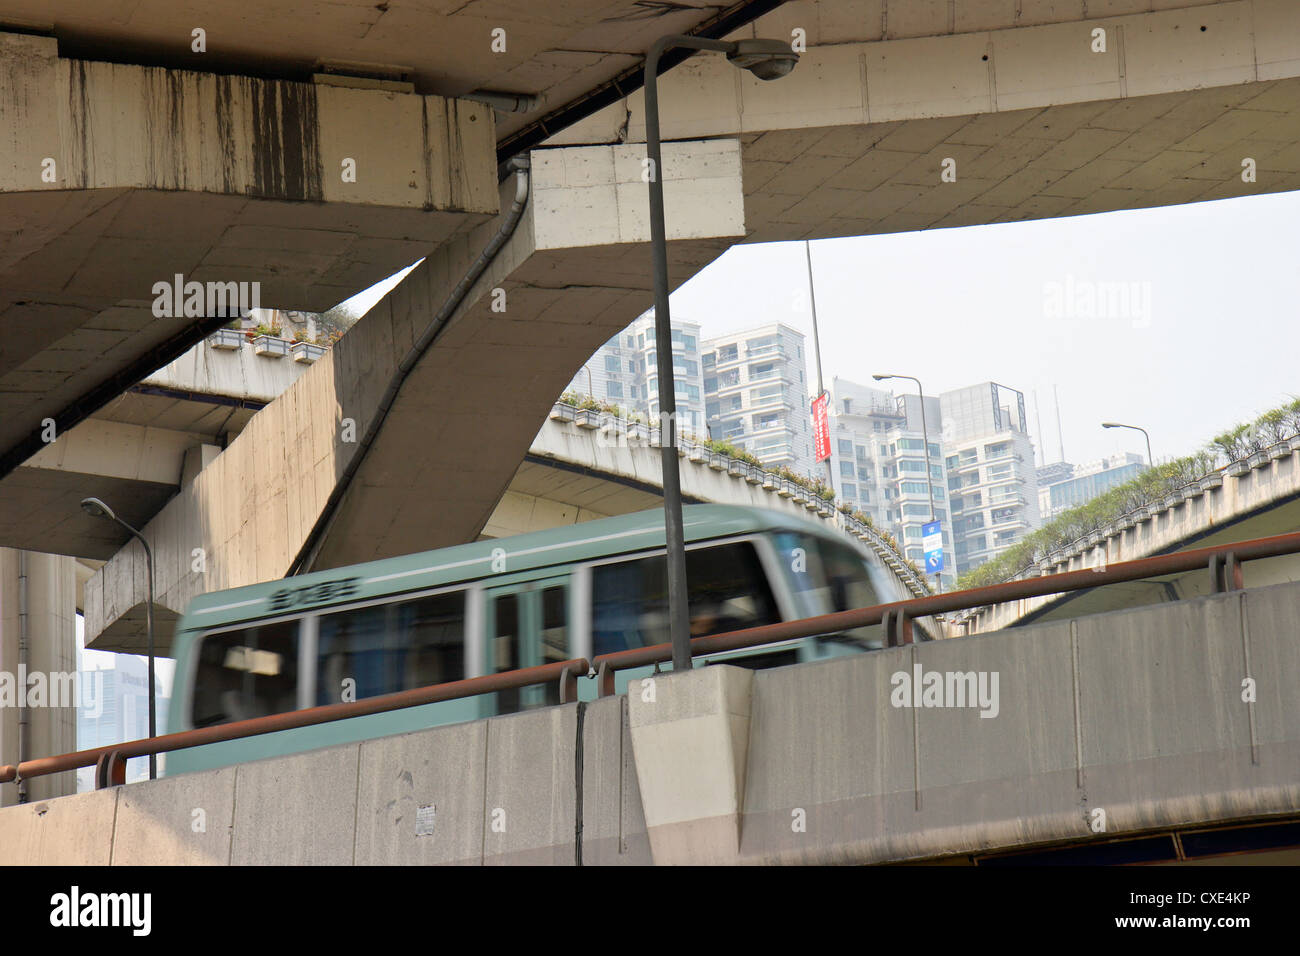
[
  {"left": 597, "top": 660, "right": 616, "bottom": 698},
  {"left": 1226, "top": 552, "right": 1243, "bottom": 590},
  {"left": 94, "top": 750, "right": 127, "bottom": 789},
  {"left": 559, "top": 663, "right": 579, "bottom": 704}
]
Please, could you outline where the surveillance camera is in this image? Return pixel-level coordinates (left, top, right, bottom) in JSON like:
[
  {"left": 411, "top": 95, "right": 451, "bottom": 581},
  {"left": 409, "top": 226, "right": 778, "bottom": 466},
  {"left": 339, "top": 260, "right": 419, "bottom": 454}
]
[{"left": 726, "top": 39, "right": 799, "bottom": 82}]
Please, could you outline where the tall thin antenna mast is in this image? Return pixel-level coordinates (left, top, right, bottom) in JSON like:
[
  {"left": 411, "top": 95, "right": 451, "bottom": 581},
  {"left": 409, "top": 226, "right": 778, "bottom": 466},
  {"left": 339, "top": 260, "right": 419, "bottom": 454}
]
[
  {"left": 1033, "top": 390, "right": 1044, "bottom": 468},
  {"left": 1053, "top": 384, "right": 1066, "bottom": 464}
]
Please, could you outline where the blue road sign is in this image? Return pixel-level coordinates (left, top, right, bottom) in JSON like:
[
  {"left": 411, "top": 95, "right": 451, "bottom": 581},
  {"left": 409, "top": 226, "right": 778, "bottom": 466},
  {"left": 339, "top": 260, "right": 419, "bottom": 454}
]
[{"left": 922, "top": 520, "right": 944, "bottom": 574}]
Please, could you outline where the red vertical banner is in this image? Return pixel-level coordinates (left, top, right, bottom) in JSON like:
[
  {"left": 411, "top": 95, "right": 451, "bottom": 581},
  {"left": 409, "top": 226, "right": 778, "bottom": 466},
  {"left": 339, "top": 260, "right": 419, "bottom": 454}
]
[{"left": 812, "top": 392, "right": 831, "bottom": 463}]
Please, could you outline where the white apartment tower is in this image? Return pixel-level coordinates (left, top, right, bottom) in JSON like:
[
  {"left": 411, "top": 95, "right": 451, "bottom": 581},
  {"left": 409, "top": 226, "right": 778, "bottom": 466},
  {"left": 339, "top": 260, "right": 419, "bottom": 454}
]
[
  {"left": 940, "top": 382, "right": 1042, "bottom": 575},
  {"left": 702, "top": 323, "right": 814, "bottom": 476},
  {"left": 565, "top": 312, "right": 705, "bottom": 434},
  {"left": 828, "top": 377, "right": 955, "bottom": 588}
]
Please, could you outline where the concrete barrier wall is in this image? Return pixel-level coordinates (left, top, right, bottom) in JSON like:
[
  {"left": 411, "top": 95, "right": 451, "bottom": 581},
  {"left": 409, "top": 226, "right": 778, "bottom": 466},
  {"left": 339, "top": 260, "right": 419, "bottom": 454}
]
[
  {"left": 0, "top": 700, "right": 649, "bottom": 866},
  {"left": 739, "top": 579, "right": 1300, "bottom": 864},
  {"left": 2, "top": 581, "right": 1296, "bottom": 864}
]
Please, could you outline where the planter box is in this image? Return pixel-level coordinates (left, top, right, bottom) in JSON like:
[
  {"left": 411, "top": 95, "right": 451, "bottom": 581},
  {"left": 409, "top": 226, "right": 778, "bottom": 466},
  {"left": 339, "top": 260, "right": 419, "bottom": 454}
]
[
  {"left": 549, "top": 404, "right": 575, "bottom": 422},
  {"left": 688, "top": 445, "right": 708, "bottom": 464},
  {"left": 1225, "top": 460, "right": 1250, "bottom": 477},
  {"left": 1199, "top": 474, "right": 1224, "bottom": 491},
  {"left": 207, "top": 328, "right": 243, "bottom": 350},
  {"left": 744, "top": 465, "right": 763, "bottom": 485},
  {"left": 291, "top": 341, "right": 326, "bottom": 364},
  {"left": 627, "top": 423, "right": 648, "bottom": 443},
  {"left": 574, "top": 410, "right": 600, "bottom": 429},
  {"left": 1268, "top": 442, "right": 1291, "bottom": 461},
  {"left": 708, "top": 453, "right": 728, "bottom": 471},
  {"left": 253, "top": 335, "right": 290, "bottom": 358},
  {"left": 761, "top": 473, "right": 779, "bottom": 491}
]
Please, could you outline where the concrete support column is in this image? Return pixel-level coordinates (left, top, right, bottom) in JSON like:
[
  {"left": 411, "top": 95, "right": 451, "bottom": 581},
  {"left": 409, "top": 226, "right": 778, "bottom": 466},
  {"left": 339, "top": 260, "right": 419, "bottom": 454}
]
[
  {"left": 627, "top": 665, "right": 753, "bottom": 865},
  {"left": 0, "top": 549, "right": 78, "bottom": 805}
]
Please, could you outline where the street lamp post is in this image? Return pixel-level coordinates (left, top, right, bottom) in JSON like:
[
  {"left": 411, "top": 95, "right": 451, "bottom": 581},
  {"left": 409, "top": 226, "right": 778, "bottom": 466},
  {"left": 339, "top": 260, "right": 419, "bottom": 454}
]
[
  {"left": 1102, "top": 422, "right": 1154, "bottom": 470},
  {"left": 81, "top": 497, "right": 158, "bottom": 780},
  {"left": 874, "top": 373, "right": 941, "bottom": 591},
  {"left": 644, "top": 34, "right": 798, "bottom": 674}
]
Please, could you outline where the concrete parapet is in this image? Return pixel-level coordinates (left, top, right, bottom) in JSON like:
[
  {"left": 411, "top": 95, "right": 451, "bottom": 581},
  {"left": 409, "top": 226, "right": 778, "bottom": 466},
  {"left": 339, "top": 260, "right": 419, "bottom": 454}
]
[{"left": 3, "top": 581, "right": 1299, "bottom": 864}]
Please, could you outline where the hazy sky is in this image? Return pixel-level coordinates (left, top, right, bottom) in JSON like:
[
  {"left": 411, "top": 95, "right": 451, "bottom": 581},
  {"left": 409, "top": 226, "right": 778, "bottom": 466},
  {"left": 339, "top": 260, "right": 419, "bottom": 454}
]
[
  {"left": 668, "top": 190, "right": 1300, "bottom": 468},
  {"left": 344, "top": 188, "right": 1299, "bottom": 469}
]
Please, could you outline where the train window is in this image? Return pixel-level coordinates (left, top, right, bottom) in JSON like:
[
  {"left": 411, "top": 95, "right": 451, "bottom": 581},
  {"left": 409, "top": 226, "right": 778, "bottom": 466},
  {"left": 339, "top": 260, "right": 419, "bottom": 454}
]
[
  {"left": 491, "top": 592, "right": 521, "bottom": 713},
  {"left": 540, "top": 585, "right": 568, "bottom": 705},
  {"left": 591, "top": 541, "right": 780, "bottom": 656},
  {"left": 192, "top": 619, "right": 299, "bottom": 727},
  {"left": 316, "top": 591, "right": 465, "bottom": 705},
  {"left": 774, "top": 533, "right": 881, "bottom": 644}
]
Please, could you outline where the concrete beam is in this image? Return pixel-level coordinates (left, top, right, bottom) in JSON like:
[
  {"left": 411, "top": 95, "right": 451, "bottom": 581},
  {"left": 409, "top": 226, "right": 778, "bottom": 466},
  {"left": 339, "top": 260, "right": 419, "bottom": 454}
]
[
  {"left": 548, "top": 1, "right": 1300, "bottom": 243},
  {"left": 84, "top": 139, "right": 744, "bottom": 652},
  {"left": 0, "top": 31, "right": 497, "bottom": 480}
]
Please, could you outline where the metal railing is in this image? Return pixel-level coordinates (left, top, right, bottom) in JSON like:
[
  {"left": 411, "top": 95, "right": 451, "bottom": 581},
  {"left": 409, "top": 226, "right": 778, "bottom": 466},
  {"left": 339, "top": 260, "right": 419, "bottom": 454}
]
[{"left": 5, "top": 528, "right": 1300, "bottom": 791}]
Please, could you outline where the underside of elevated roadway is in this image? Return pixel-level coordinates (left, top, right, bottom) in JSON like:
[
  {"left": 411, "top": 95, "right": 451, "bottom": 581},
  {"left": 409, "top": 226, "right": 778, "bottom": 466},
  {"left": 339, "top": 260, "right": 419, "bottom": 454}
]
[{"left": 4, "top": 0, "right": 1300, "bottom": 652}]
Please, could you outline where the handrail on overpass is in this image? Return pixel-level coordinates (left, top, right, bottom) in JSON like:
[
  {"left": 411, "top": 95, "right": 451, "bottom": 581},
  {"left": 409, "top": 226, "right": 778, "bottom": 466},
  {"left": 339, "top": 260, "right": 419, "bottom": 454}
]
[{"left": 4, "top": 528, "right": 1299, "bottom": 791}]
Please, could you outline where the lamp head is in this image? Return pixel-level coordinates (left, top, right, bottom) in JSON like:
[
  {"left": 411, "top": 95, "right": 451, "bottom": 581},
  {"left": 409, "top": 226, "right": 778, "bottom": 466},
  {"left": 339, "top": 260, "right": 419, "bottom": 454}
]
[
  {"left": 1101, "top": 422, "right": 1120, "bottom": 429},
  {"left": 80, "top": 496, "right": 116, "bottom": 521},
  {"left": 872, "top": 374, "right": 891, "bottom": 382},
  {"left": 726, "top": 39, "right": 799, "bottom": 81}
]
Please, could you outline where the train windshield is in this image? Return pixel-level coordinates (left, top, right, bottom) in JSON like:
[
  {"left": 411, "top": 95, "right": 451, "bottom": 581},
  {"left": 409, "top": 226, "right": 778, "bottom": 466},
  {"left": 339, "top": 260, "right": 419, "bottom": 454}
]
[{"left": 771, "top": 532, "right": 883, "bottom": 647}]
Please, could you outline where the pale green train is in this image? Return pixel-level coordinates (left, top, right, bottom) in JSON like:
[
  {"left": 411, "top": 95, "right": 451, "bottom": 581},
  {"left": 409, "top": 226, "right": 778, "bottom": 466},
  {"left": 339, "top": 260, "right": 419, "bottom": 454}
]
[{"left": 165, "top": 504, "right": 930, "bottom": 776}]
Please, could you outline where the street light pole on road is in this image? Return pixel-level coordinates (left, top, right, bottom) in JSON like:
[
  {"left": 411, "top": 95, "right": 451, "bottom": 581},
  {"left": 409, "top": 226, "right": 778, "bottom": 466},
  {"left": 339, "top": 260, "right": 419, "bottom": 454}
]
[
  {"left": 644, "top": 34, "right": 799, "bottom": 674},
  {"left": 874, "top": 373, "right": 942, "bottom": 592},
  {"left": 1102, "top": 421, "right": 1155, "bottom": 470}
]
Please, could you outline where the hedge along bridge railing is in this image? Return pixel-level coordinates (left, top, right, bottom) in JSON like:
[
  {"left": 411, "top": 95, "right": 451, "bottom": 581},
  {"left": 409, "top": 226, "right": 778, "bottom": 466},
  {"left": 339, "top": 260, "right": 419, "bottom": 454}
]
[{"left": 6, "top": 527, "right": 1300, "bottom": 790}]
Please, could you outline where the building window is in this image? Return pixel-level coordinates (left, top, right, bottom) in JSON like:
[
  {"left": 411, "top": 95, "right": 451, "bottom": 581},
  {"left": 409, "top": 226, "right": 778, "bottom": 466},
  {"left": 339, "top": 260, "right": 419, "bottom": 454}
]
[
  {"left": 606, "top": 381, "right": 624, "bottom": 399},
  {"left": 717, "top": 344, "right": 738, "bottom": 364},
  {"left": 838, "top": 439, "right": 853, "bottom": 455},
  {"left": 604, "top": 355, "right": 620, "bottom": 372},
  {"left": 842, "top": 483, "right": 856, "bottom": 499},
  {"left": 840, "top": 461, "right": 854, "bottom": 477}
]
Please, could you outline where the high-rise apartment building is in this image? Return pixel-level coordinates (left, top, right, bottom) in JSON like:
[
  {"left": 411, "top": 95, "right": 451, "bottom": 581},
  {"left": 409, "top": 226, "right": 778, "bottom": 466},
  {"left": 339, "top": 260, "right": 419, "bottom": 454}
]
[
  {"left": 827, "top": 377, "right": 955, "bottom": 587},
  {"left": 702, "top": 323, "right": 814, "bottom": 476},
  {"left": 940, "top": 382, "right": 1042, "bottom": 575},
  {"left": 1037, "top": 452, "right": 1145, "bottom": 520},
  {"left": 565, "top": 312, "right": 706, "bottom": 434}
]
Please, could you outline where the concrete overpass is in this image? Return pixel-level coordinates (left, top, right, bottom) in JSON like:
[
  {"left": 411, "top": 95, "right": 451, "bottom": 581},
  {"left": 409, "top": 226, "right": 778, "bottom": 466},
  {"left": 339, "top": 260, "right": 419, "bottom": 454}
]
[
  {"left": 3, "top": 577, "right": 1297, "bottom": 865},
  {"left": 6, "top": 0, "right": 1300, "bottom": 560},
  {"left": 29, "top": 0, "right": 1294, "bottom": 651},
  {"left": 961, "top": 435, "right": 1300, "bottom": 632},
  {"left": 83, "top": 388, "right": 930, "bottom": 654},
  {"left": 5, "top": 0, "right": 1300, "bottom": 815}
]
